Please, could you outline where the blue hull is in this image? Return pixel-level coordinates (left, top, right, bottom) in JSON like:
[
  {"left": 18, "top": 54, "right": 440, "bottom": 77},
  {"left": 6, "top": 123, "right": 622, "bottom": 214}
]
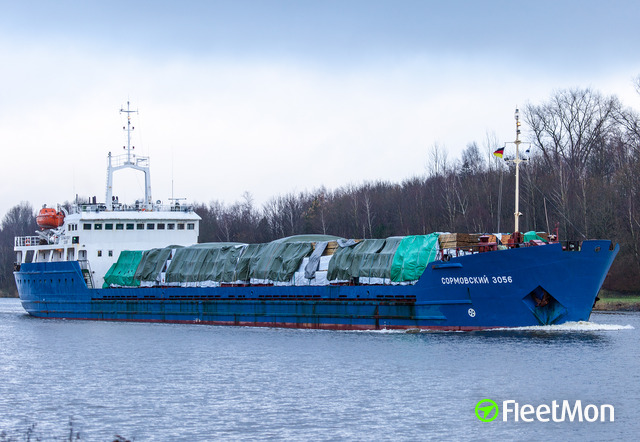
[{"left": 14, "top": 241, "right": 618, "bottom": 330}]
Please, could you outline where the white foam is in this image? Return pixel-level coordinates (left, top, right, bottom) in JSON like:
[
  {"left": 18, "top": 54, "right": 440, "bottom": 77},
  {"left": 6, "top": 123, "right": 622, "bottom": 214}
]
[{"left": 491, "top": 321, "right": 635, "bottom": 332}]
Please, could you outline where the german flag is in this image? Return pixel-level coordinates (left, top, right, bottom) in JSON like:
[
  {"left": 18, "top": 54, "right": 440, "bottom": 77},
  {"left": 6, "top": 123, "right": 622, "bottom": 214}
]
[{"left": 493, "top": 147, "right": 504, "bottom": 158}]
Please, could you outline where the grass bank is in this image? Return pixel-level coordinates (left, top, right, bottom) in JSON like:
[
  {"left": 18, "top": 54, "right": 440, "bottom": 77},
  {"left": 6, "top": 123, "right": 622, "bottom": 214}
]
[{"left": 594, "top": 290, "right": 640, "bottom": 312}]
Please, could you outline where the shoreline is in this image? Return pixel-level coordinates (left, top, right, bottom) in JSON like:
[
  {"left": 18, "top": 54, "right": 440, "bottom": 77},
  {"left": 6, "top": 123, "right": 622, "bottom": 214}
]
[
  {"left": 593, "top": 300, "right": 640, "bottom": 312},
  {"left": 593, "top": 290, "right": 640, "bottom": 312}
]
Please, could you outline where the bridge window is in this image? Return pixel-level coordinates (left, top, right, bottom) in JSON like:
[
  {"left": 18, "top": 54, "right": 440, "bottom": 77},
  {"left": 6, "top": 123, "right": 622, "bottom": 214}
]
[
  {"left": 116, "top": 224, "right": 124, "bottom": 230},
  {"left": 136, "top": 223, "right": 144, "bottom": 230},
  {"left": 105, "top": 223, "right": 113, "bottom": 230},
  {"left": 126, "top": 223, "right": 134, "bottom": 230},
  {"left": 168, "top": 223, "right": 175, "bottom": 230},
  {"left": 83, "top": 224, "right": 91, "bottom": 230},
  {"left": 157, "top": 223, "right": 165, "bottom": 230},
  {"left": 147, "top": 223, "right": 155, "bottom": 230},
  {"left": 187, "top": 223, "right": 195, "bottom": 230},
  {"left": 94, "top": 223, "right": 102, "bottom": 230},
  {"left": 177, "top": 223, "right": 185, "bottom": 230}
]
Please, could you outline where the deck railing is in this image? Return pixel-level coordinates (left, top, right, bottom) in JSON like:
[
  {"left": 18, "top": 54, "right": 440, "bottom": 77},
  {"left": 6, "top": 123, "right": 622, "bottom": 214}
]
[
  {"left": 15, "top": 235, "right": 72, "bottom": 247},
  {"left": 71, "top": 203, "right": 195, "bottom": 214},
  {"left": 14, "top": 236, "right": 42, "bottom": 247}
]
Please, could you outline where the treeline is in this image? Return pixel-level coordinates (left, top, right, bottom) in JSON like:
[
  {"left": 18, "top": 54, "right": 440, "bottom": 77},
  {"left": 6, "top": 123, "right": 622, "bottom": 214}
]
[{"left": 1, "top": 87, "right": 639, "bottom": 295}]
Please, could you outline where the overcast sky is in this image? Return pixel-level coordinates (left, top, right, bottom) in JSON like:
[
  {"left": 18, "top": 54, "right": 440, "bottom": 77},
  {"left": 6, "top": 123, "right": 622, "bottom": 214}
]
[{"left": 1, "top": 0, "right": 639, "bottom": 216}]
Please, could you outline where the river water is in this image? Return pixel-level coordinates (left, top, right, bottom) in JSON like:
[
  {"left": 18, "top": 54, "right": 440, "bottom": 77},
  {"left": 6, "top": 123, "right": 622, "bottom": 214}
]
[{"left": 0, "top": 298, "right": 638, "bottom": 441}]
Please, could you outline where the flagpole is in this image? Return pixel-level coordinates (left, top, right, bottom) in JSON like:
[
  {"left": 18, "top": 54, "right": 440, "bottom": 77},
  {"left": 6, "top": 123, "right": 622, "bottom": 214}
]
[{"left": 513, "top": 107, "right": 523, "bottom": 234}]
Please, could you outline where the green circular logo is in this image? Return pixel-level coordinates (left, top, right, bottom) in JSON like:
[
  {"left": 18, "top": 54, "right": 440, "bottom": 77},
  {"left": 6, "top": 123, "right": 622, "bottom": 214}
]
[{"left": 475, "top": 399, "right": 499, "bottom": 422}]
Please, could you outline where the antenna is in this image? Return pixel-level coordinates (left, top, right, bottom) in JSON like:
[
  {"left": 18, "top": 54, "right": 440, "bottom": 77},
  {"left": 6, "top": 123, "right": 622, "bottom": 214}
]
[
  {"left": 169, "top": 150, "right": 186, "bottom": 207},
  {"left": 120, "top": 101, "right": 138, "bottom": 164}
]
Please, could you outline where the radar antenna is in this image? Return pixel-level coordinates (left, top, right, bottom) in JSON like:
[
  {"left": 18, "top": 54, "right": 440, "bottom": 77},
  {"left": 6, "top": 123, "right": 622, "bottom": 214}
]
[{"left": 105, "top": 101, "right": 153, "bottom": 210}]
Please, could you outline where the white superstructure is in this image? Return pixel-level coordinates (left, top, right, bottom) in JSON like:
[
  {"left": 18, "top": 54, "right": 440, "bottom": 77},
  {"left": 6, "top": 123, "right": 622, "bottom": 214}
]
[{"left": 14, "top": 102, "right": 201, "bottom": 288}]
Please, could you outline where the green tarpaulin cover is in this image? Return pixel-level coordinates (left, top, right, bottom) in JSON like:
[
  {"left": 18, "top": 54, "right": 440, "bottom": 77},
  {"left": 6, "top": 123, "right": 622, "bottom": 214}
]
[
  {"left": 328, "top": 234, "right": 440, "bottom": 282},
  {"left": 368, "top": 237, "right": 403, "bottom": 278},
  {"left": 134, "top": 247, "right": 176, "bottom": 282},
  {"left": 165, "top": 243, "right": 246, "bottom": 282},
  {"left": 109, "top": 234, "right": 441, "bottom": 287},
  {"left": 523, "top": 231, "right": 548, "bottom": 243},
  {"left": 161, "top": 239, "right": 314, "bottom": 283},
  {"left": 103, "top": 250, "right": 143, "bottom": 288},
  {"left": 390, "top": 233, "right": 440, "bottom": 282},
  {"left": 198, "top": 244, "right": 247, "bottom": 282},
  {"left": 249, "top": 241, "right": 314, "bottom": 281},
  {"left": 328, "top": 239, "right": 387, "bottom": 280},
  {"left": 234, "top": 243, "right": 265, "bottom": 281},
  {"left": 165, "top": 246, "right": 208, "bottom": 282}
]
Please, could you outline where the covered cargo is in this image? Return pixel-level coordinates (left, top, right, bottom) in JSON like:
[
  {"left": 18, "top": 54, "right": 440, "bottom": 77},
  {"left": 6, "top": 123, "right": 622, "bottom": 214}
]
[
  {"left": 165, "top": 243, "right": 246, "bottom": 283},
  {"left": 103, "top": 250, "right": 143, "bottom": 288},
  {"left": 134, "top": 246, "right": 179, "bottom": 283},
  {"left": 234, "top": 243, "right": 266, "bottom": 282},
  {"left": 143, "top": 236, "right": 328, "bottom": 285},
  {"left": 109, "top": 234, "right": 441, "bottom": 288},
  {"left": 328, "top": 238, "right": 390, "bottom": 281},
  {"left": 523, "top": 231, "right": 549, "bottom": 243},
  {"left": 249, "top": 241, "right": 314, "bottom": 282},
  {"left": 327, "top": 235, "right": 439, "bottom": 282},
  {"left": 199, "top": 243, "right": 247, "bottom": 282},
  {"left": 390, "top": 233, "right": 440, "bottom": 282}
]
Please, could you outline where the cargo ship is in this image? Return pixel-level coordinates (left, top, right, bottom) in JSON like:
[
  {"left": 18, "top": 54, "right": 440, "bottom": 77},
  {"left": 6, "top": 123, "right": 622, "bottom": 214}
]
[{"left": 13, "top": 104, "right": 619, "bottom": 330}]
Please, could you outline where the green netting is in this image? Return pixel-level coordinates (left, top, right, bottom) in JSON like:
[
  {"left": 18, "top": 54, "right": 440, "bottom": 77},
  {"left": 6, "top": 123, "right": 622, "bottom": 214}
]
[
  {"left": 390, "top": 233, "right": 440, "bottom": 282},
  {"left": 134, "top": 247, "right": 176, "bottom": 282},
  {"left": 103, "top": 250, "right": 143, "bottom": 288},
  {"left": 249, "top": 241, "right": 314, "bottom": 281},
  {"left": 523, "top": 231, "right": 548, "bottom": 243}
]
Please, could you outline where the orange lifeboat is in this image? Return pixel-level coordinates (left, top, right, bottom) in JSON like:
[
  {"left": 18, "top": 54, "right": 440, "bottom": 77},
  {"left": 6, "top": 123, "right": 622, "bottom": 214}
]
[{"left": 36, "top": 207, "right": 65, "bottom": 230}]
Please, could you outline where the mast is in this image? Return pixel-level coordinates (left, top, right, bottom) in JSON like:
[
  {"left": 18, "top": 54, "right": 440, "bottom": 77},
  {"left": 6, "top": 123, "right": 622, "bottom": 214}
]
[
  {"left": 121, "top": 100, "right": 136, "bottom": 163},
  {"left": 105, "top": 101, "right": 153, "bottom": 211},
  {"left": 513, "top": 107, "right": 523, "bottom": 233}
]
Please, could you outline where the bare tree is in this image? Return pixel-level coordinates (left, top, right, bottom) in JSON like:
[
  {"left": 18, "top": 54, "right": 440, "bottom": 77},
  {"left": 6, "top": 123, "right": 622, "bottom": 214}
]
[
  {"left": 526, "top": 88, "right": 619, "bottom": 179},
  {"left": 426, "top": 143, "right": 448, "bottom": 178},
  {"left": 525, "top": 88, "right": 620, "bottom": 238},
  {"left": 363, "top": 190, "right": 375, "bottom": 239},
  {"left": 0, "top": 202, "right": 37, "bottom": 294},
  {"left": 460, "top": 142, "right": 484, "bottom": 175}
]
